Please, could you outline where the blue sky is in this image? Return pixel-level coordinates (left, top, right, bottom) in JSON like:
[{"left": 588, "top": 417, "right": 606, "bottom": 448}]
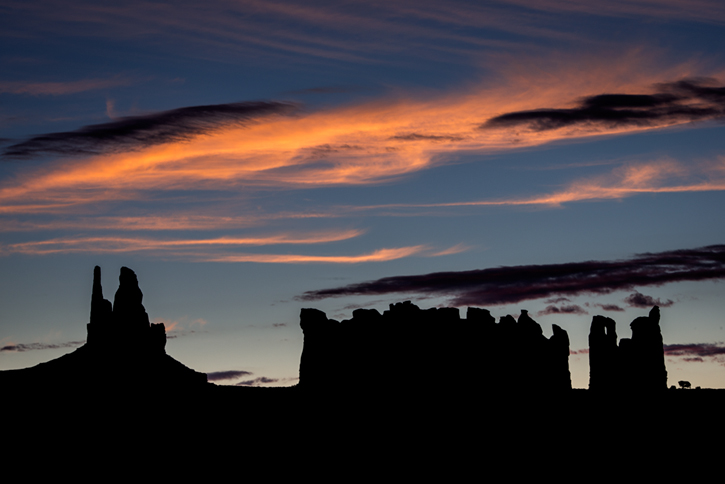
[{"left": 2, "top": 1, "right": 725, "bottom": 388}]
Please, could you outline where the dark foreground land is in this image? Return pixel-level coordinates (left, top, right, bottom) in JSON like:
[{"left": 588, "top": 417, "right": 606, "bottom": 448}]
[
  {"left": 8, "top": 383, "right": 724, "bottom": 428},
  {"left": 4, "top": 383, "right": 722, "bottom": 478},
  {"left": 3, "top": 266, "right": 721, "bottom": 472}
]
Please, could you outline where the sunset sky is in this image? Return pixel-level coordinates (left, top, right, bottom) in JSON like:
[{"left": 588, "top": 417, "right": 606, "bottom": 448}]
[{"left": 2, "top": 1, "right": 725, "bottom": 389}]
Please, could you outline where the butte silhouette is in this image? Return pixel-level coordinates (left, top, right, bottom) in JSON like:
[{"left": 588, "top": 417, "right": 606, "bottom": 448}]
[
  {"left": 297, "top": 301, "right": 669, "bottom": 393},
  {"left": 0, "top": 266, "right": 208, "bottom": 391}
]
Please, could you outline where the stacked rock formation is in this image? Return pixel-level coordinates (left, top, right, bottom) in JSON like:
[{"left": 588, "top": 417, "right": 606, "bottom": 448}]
[
  {"left": 588, "top": 306, "right": 667, "bottom": 391},
  {"left": 87, "top": 266, "right": 167, "bottom": 355},
  {"left": 298, "top": 301, "right": 572, "bottom": 392}
]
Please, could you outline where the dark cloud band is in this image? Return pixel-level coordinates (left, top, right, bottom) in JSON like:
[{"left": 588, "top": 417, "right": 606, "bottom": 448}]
[
  {"left": 3, "top": 101, "right": 298, "bottom": 159},
  {"left": 624, "top": 291, "right": 673, "bottom": 308},
  {"left": 664, "top": 343, "right": 725, "bottom": 359},
  {"left": 0, "top": 341, "right": 84, "bottom": 352},
  {"left": 235, "top": 376, "right": 279, "bottom": 386},
  {"left": 536, "top": 304, "right": 588, "bottom": 316},
  {"left": 206, "top": 370, "right": 253, "bottom": 382},
  {"left": 299, "top": 244, "right": 725, "bottom": 307},
  {"left": 481, "top": 78, "right": 725, "bottom": 131}
]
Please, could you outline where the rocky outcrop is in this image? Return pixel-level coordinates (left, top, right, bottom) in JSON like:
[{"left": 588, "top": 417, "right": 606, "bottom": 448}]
[
  {"left": 1, "top": 266, "right": 208, "bottom": 391},
  {"left": 298, "top": 301, "right": 572, "bottom": 392},
  {"left": 588, "top": 306, "right": 667, "bottom": 391}
]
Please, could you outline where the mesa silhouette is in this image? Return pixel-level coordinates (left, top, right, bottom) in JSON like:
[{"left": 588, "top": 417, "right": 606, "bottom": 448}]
[{"left": 298, "top": 301, "right": 668, "bottom": 393}]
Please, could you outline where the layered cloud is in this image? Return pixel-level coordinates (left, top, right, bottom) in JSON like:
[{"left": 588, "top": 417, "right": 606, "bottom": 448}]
[
  {"left": 1, "top": 59, "right": 724, "bottom": 267},
  {"left": 3, "top": 74, "right": 724, "bottom": 217},
  {"left": 299, "top": 244, "right": 725, "bottom": 306}
]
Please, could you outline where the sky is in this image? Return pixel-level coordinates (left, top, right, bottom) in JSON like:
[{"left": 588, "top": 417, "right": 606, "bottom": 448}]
[{"left": 1, "top": 0, "right": 725, "bottom": 389}]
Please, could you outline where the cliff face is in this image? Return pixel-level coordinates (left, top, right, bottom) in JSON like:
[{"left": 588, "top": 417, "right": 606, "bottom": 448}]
[
  {"left": 299, "top": 301, "right": 572, "bottom": 392},
  {"left": 588, "top": 306, "right": 667, "bottom": 391},
  {"left": 1, "top": 266, "right": 208, "bottom": 390}
]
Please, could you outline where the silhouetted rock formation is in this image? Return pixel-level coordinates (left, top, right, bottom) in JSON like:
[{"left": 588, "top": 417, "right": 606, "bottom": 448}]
[
  {"left": 88, "top": 266, "right": 167, "bottom": 355},
  {"left": 588, "top": 306, "right": 667, "bottom": 391},
  {"left": 1, "top": 266, "right": 208, "bottom": 391},
  {"left": 298, "top": 301, "right": 571, "bottom": 392}
]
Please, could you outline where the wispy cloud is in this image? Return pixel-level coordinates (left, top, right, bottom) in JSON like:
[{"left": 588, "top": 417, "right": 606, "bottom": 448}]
[
  {"left": 591, "top": 303, "right": 625, "bottom": 312},
  {"left": 0, "top": 1, "right": 597, "bottom": 66},
  {"left": 6, "top": 1, "right": 725, "bottom": 72},
  {"left": 284, "top": 86, "right": 366, "bottom": 95},
  {"left": 481, "top": 78, "right": 725, "bottom": 132},
  {"left": 0, "top": 340, "right": 84, "bottom": 352},
  {"left": 0, "top": 232, "right": 451, "bottom": 263},
  {"left": 1, "top": 62, "right": 722, "bottom": 217},
  {"left": 536, "top": 304, "right": 588, "bottom": 316},
  {"left": 299, "top": 244, "right": 725, "bottom": 306},
  {"left": 151, "top": 317, "right": 208, "bottom": 338},
  {"left": 505, "top": 0, "right": 725, "bottom": 24},
  {"left": 351, "top": 157, "right": 725, "bottom": 211},
  {"left": 0, "top": 76, "right": 135, "bottom": 96},
  {"left": 200, "top": 245, "right": 430, "bottom": 264},
  {"left": 623, "top": 291, "right": 674, "bottom": 308},
  {"left": 235, "top": 376, "right": 279, "bottom": 386},
  {"left": 0, "top": 229, "right": 364, "bottom": 255},
  {"left": 3, "top": 101, "right": 298, "bottom": 158},
  {"left": 0, "top": 212, "right": 337, "bottom": 232},
  {"left": 206, "top": 370, "right": 252, "bottom": 382},
  {"left": 664, "top": 343, "right": 725, "bottom": 365},
  {"left": 0, "top": 58, "right": 722, "bottom": 271}
]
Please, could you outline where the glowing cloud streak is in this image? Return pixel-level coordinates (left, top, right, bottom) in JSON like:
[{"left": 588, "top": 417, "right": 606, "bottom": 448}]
[
  {"left": 2, "top": 70, "right": 722, "bottom": 217},
  {"left": 350, "top": 158, "right": 725, "bottom": 211},
  {"left": 198, "top": 245, "right": 429, "bottom": 264},
  {"left": 0, "top": 230, "right": 364, "bottom": 255}
]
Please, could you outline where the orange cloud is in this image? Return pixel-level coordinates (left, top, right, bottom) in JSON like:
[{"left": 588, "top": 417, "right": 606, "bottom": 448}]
[
  {"left": 151, "top": 317, "right": 209, "bottom": 336},
  {"left": 1, "top": 52, "right": 714, "bottom": 217},
  {"left": 200, "top": 245, "right": 428, "bottom": 263},
  {"left": 0, "top": 232, "right": 468, "bottom": 264},
  {"left": 352, "top": 158, "right": 725, "bottom": 211}
]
